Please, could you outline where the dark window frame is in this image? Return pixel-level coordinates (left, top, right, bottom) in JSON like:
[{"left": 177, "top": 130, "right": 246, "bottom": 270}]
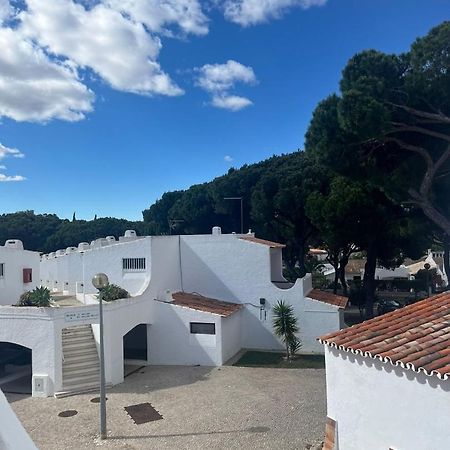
[
  {"left": 190, "top": 322, "right": 216, "bottom": 335},
  {"left": 122, "top": 257, "right": 146, "bottom": 271}
]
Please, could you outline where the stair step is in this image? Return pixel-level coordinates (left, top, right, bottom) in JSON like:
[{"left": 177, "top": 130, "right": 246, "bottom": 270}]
[
  {"left": 62, "top": 328, "right": 92, "bottom": 337},
  {"left": 55, "top": 383, "right": 112, "bottom": 399},
  {"left": 63, "top": 351, "right": 98, "bottom": 362},
  {"left": 63, "top": 353, "right": 98, "bottom": 365},
  {"left": 63, "top": 325, "right": 92, "bottom": 333},
  {"left": 63, "top": 373, "right": 99, "bottom": 387},
  {"left": 62, "top": 335, "right": 94, "bottom": 345},
  {"left": 63, "top": 360, "right": 99, "bottom": 372},
  {"left": 63, "top": 340, "right": 97, "bottom": 350},
  {"left": 63, "top": 365, "right": 100, "bottom": 379}
]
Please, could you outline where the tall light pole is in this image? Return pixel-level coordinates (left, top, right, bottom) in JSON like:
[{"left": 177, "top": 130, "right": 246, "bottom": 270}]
[
  {"left": 80, "top": 251, "right": 85, "bottom": 304},
  {"left": 224, "top": 197, "right": 244, "bottom": 234},
  {"left": 92, "top": 273, "right": 109, "bottom": 440}
]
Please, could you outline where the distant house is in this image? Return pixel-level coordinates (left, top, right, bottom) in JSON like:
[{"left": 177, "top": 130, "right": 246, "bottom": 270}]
[
  {"left": 0, "top": 228, "right": 347, "bottom": 397},
  {"left": 308, "top": 248, "right": 328, "bottom": 261},
  {"left": 319, "top": 291, "right": 450, "bottom": 450},
  {"left": 0, "top": 240, "right": 40, "bottom": 306}
]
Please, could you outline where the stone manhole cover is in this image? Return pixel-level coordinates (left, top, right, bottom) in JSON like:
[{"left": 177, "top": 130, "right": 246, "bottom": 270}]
[
  {"left": 58, "top": 410, "right": 78, "bottom": 418},
  {"left": 124, "top": 402, "right": 163, "bottom": 425},
  {"left": 90, "top": 397, "right": 108, "bottom": 403}
]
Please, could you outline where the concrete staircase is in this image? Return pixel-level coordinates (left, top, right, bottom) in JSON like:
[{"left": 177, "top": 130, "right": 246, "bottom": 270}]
[{"left": 56, "top": 325, "right": 100, "bottom": 398}]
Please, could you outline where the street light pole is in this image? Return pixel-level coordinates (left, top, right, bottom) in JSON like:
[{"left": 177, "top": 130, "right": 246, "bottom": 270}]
[
  {"left": 92, "top": 273, "right": 109, "bottom": 440},
  {"left": 224, "top": 197, "right": 244, "bottom": 234}
]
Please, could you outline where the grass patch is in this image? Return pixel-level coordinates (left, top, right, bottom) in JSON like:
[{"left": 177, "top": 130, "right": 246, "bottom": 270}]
[{"left": 233, "top": 351, "right": 325, "bottom": 369}]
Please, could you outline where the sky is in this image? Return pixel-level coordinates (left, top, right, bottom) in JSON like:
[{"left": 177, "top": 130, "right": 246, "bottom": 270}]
[{"left": 0, "top": 0, "right": 448, "bottom": 220}]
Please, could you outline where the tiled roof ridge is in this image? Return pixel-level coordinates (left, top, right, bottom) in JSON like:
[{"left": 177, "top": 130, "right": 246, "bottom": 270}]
[
  {"left": 307, "top": 289, "right": 349, "bottom": 309},
  {"left": 239, "top": 236, "right": 286, "bottom": 248},
  {"left": 319, "top": 291, "right": 450, "bottom": 380},
  {"left": 171, "top": 291, "right": 242, "bottom": 317}
]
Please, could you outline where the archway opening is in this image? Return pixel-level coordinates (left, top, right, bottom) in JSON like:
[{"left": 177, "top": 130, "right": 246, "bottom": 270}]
[
  {"left": 123, "top": 324, "right": 148, "bottom": 377},
  {"left": 0, "top": 342, "right": 32, "bottom": 394}
]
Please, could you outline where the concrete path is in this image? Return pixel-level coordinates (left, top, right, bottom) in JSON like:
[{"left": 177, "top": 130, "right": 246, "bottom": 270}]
[{"left": 7, "top": 365, "right": 326, "bottom": 449}]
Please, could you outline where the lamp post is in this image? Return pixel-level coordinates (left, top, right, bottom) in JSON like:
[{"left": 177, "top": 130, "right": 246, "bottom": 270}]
[
  {"left": 80, "top": 251, "right": 85, "bottom": 304},
  {"left": 92, "top": 273, "right": 109, "bottom": 440},
  {"left": 224, "top": 197, "right": 244, "bottom": 234}
]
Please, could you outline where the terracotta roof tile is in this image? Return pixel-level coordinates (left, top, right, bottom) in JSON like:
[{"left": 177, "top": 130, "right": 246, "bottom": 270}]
[
  {"left": 319, "top": 291, "right": 450, "bottom": 380},
  {"left": 239, "top": 236, "right": 286, "bottom": 248},
  {"left": 307, "top": 289, "right": 349, "bottom": 309},
  {"left": 171, "top": 292, "right": 242, "bottom": 317}
]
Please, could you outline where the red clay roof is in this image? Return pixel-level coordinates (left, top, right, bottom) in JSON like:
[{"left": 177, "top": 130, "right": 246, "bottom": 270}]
[
  {"left": 320, "top": 291, "right": 450, "bottom": 380},
  {"left": 171, "top": 292, "right": 242, "bottom": 317},
  {"left": 307, "top": 289, "right": 349, "bottom": 308},
  {"left": 239, "top": 236, "right": 285, "bottom": 248}
]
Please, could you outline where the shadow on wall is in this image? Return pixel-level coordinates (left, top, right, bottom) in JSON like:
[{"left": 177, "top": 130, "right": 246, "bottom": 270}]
[
  {"left": 179, "top": 242, "right": 240, "bottom": 302},
  {"left": 178, "top": 243, "right": 285, "bottom": 351}
]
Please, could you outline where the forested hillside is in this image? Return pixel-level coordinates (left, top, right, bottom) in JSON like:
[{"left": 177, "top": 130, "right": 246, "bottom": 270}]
[
  {"left": 0, "top": 211, "right": 153, "bottom": 254},
  {"left": 2, "top": 21, "right": 449, "bottom": 318}
]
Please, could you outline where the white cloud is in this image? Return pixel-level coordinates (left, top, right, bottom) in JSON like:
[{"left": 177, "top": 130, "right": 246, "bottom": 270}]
[
  {"left": 106, "top": 0, "right": 209, "bottom": 36},
  {"left": 0, "top": 173, "right": 26, "bottom": 181},
  {"left": 0, "top": 143, "right": 25, "bottom": 181},
  {"left": 224, "top": 155, "right": 234, "bottom": 162},
  {"left": 0, "top": 27, "right": 94, "bottom": 122},
  {"left": 196, "top": 60, "right": 256, "bottom": 111},
  {"left": 20, "top": 0, "right": 183, "bottom": 96},
  {"left": 222, "top": 0, "right": 327, "bottom": 26},
  {"left": 196, "top": 60, "right": 256, "bottom": 92},
  {"left": 213, "top": 95, "right": 253, "bottom": 111},
  {"left": 0, "top": 0, "right": 13, "bottom": 24},
  {"left": 0, "top": 143, "right": 25, "bottom": 160}
]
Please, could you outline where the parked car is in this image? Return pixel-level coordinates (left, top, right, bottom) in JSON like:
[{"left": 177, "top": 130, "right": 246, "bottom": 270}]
[{"left": 377, "top": 299, "right": 402, "bottom": 316}]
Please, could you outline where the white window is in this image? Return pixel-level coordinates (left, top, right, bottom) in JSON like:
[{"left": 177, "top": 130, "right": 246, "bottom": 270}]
[
  {"left": 122, "top": 258, "right": 146, "bottom": 271},
  {"left": 0, "top": 263, "right": 4, "bottom": 278}
]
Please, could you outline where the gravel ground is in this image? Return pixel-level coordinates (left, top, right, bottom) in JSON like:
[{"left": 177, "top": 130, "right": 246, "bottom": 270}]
[{"left": 7, "top": 365, "right": 326, "bottom": 450}]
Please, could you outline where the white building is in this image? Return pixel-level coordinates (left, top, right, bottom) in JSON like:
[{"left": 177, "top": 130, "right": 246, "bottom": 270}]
[
  {"left": 0, "top": 240, "right": 40, "bottom": 306},
  {"left": 0, "top": 228, "right": 347, "bottom": 397},
  {"left": 319, "top": 291, "right": 450, "bottom": 450},
  {"left": 0, "top": 389, "right": 37, "bottom": 449}
]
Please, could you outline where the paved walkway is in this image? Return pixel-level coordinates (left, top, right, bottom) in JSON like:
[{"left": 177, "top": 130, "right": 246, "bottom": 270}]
[
  {"left": 51, "top": 293, "right": 83, "bottom": 307},
  {"left": 7, "top": 365, "right": 326, "bottom": 449}
]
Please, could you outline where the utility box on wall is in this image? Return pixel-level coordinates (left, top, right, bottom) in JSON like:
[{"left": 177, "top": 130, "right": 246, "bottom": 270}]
[
  {"left": 32, "top": 374, "right": 51, "bottom": 397},
  {"left": 23, "top": 268, "right": 33, "bottom": 283}
]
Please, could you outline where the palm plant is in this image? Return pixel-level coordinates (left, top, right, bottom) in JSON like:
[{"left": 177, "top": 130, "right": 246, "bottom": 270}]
[{"left": 272, "top": 300, "right": 301, "bottom": 360}]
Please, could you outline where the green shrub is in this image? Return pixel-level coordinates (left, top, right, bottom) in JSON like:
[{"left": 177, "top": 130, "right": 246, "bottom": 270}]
[
  {"left": 312, "top": 272, "right": 328, "bottom": 289},
  {"left": 97, "top": 284, "right": 130, "bottom": 302},
  {"left": 16, "top": 286, "right": 51, "bottom": 307}
]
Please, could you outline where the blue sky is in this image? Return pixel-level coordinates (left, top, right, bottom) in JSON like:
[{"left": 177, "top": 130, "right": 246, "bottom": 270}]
[{"left": 0, "top": 0, "right": 448, "bottom": 220}]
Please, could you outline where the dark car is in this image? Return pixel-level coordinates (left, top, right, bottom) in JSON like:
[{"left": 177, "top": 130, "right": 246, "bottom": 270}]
[{"left": 377, "top": 299, "right": 402, "bottom": 316}]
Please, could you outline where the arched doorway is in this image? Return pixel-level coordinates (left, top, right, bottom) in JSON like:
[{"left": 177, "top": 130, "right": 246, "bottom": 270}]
[{"left": 0, "top": 342, "right": 32, "bottom": 394}]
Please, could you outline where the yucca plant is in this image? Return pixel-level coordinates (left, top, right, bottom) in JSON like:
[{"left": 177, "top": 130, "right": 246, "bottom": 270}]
[
  {"left": 16, "top": 286, "right": 51, "bottom": 307},
  {"left": 97, "top": 284, "right": 130, "bottom": 302},
  {"left": 273, "top": 300, "right": 301, "bottom": 360}
]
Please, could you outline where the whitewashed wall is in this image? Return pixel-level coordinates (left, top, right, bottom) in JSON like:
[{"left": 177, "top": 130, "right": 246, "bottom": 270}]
[
  {"left": 324, "top": 346, "right": 450, "bottom": 449},
  {"left": 221, "top": 309, "right": 242, "bottom": 363},
  {"left": 178, "top": 234, "right": 338, "bottom": 353},
  {"left": 0, "top": 389, "right": 37, "bottom": 449},
  {"left": 41, "top": 237, "right": 151, "bottom": 296},
  {"left": 0, "top": 247, "right": 40, "bottom": 306},
  {"left": 299, "top": 297, "right": 343, "bottom": 353},
  {"left": 148, "top": 301, "right": 223, "bottom": 366},
  {"left": 0, "top": 295, "right": 154, "bottom": 396}
]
